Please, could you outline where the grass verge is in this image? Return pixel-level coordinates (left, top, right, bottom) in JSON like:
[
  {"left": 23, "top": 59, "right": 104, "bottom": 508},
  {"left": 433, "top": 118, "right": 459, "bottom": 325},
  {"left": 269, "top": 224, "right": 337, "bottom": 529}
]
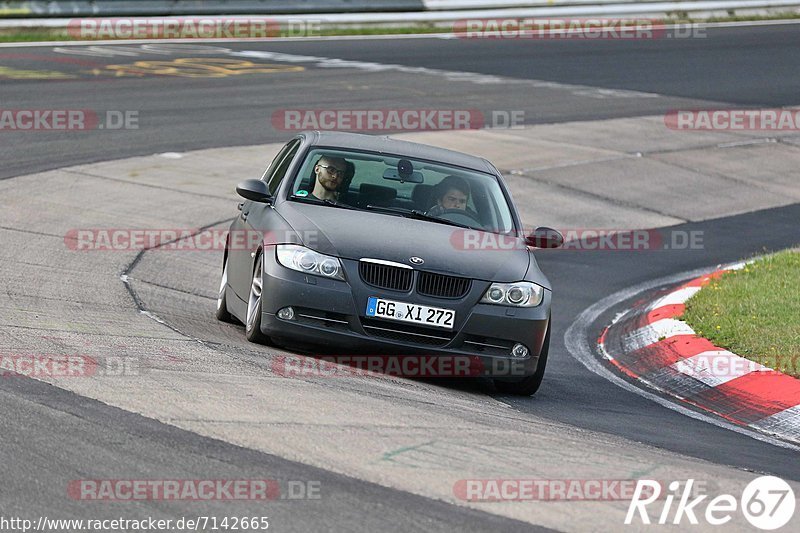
[{"left": 682, "top": 250, "right": 800, "bottom": 378}]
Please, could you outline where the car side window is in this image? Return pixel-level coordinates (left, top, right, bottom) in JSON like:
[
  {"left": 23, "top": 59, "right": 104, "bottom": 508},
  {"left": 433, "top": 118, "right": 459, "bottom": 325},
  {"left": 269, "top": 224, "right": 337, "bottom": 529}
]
[{"left": 262, "top": 139, "right": 301, "bottom": 194}]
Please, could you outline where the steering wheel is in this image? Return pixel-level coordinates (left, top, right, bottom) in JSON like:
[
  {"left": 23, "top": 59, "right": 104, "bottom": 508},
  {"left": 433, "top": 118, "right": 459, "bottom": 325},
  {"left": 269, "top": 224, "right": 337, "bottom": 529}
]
[{"left": 433, "top": 208, "right": 482, "bottom": 227}]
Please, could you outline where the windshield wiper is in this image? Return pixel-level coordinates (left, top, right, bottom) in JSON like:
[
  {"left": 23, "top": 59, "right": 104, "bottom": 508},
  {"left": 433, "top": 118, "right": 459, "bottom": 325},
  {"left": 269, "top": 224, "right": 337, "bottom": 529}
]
[
  {"left": 364, "top": 205, "right": 472, "bottom": 229},
  {"left": 290, "top": 195, "right": 358, "bottom": 210}
]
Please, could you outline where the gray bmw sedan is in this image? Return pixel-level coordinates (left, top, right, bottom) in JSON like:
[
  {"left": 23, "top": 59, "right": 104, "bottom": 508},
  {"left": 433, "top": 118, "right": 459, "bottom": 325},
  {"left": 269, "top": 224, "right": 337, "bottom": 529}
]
[{"left": 216, "top": 131, "right": 562, "bottom": 395}]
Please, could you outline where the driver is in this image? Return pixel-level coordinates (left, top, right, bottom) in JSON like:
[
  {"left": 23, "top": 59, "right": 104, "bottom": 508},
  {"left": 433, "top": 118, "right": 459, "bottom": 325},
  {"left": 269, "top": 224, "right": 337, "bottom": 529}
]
[
  {"left": 427, "top": 175, "right": 470, "bottom": 216},
  {"left": 311, "top": 155, "right": 348, "bottom": 201}
]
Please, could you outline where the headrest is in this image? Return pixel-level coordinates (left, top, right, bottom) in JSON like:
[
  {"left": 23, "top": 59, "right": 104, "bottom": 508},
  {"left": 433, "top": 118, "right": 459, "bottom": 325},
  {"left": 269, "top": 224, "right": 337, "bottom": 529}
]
[
  {"left": 412, "top": 184, "right": 435, "bottom": 210},
  {"left": 359, "top": 183, "right": 397, "bottom": 206}
]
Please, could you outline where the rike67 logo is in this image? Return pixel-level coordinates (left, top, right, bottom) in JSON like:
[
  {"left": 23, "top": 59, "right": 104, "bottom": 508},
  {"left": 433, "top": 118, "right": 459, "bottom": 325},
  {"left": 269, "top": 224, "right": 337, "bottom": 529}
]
[{"left": 626, "top": 477, "right": 795, "bottom": 529}]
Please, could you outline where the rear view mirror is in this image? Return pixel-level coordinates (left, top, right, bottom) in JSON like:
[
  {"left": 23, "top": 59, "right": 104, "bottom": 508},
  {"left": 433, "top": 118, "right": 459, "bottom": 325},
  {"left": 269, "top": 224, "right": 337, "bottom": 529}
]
[
  {"left": 383, "top": 159, "right": 424, "bottom": 183},
  {"left": 236, "top": 179, "right": 272, "bottom": 203},
  {"left": 383, "top": 167, "right": 424, "bottom": 184},
  {"left": 525, "top": 227, "right": 564, "bottom": 249}
]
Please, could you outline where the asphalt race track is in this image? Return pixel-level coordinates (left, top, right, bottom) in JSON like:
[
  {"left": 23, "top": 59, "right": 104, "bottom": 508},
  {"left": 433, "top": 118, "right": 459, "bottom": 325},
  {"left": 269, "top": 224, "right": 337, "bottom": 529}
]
[
  {"left": 3, "top": 23, "right": 800, "bottom": 179},
  {"left": 1, "top": 23, "right": 800, "bottom": 532}
]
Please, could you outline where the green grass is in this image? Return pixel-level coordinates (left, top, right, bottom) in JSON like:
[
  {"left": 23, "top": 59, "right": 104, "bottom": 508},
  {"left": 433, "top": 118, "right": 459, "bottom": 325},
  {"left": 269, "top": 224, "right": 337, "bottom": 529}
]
[
  {"left": 0, "top": 29, "right": 70, "bottom": 42},
  {"left": 682, "top": 250, "right": 800, "bottom": 377},
  {"left": 2, "top": 11, "right": 800, "bottom": 43}
]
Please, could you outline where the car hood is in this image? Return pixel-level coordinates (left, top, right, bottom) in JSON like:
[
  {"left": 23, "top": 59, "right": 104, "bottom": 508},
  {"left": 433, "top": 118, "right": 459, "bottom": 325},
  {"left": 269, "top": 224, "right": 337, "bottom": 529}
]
[{"left": 276, "top": 201, "right": 535, "bottom": 283}]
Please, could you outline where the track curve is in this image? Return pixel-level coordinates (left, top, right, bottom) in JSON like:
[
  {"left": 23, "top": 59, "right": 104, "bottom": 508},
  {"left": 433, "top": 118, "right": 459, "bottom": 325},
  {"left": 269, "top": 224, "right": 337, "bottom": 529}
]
[{"left": 3, "top": 26, "right": 800, "bottom": 531}]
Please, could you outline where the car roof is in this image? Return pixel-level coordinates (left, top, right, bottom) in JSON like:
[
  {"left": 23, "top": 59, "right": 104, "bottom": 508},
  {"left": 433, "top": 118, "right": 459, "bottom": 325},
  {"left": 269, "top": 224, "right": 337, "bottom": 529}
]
[{"left": 304, "top": 131, "right": 496, "bottom": 174}]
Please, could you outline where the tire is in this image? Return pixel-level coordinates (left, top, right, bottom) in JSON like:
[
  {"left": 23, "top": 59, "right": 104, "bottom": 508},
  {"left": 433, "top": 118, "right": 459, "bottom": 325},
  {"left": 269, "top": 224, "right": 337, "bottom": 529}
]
[
  {"left": 215, "top": 254, "right": 234, "bottom": 323},
  {"left": 494, "top": 323, "right": 550, "bottom": 396},
  {"left": 245, "top": 253, "right": 271, "bottom": 344}
]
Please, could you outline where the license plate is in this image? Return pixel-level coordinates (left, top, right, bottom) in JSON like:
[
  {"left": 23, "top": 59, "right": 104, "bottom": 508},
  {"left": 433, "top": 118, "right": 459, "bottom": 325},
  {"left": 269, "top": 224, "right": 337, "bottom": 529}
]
[{"left": 366, "top": 297, "right": 455, "bottom": 330}]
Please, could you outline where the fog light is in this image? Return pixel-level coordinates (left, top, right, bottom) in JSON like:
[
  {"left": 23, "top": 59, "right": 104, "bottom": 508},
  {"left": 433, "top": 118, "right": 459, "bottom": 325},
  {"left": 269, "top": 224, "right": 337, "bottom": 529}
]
[
  {"left": 511, "top": 343, "right": 529, "bottom": 358},
  {"left": 277, "top": 307, "right": 295, "bottom": 320}
]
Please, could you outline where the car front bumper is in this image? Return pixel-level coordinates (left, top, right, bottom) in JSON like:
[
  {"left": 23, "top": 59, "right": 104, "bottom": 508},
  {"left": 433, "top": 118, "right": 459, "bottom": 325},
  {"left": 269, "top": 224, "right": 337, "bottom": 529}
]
[{"left": 257, "top": 247, "right": 551, "bottom": 378}]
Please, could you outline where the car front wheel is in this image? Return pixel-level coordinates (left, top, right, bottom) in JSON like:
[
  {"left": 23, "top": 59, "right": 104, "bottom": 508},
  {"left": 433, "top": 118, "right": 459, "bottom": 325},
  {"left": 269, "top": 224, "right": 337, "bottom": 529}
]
[
  {"left": 215, "top": 254, "right": 234, "bottom": 323},
  {"left": 245, "top": 253, "right": 272, "bottom": 344}
]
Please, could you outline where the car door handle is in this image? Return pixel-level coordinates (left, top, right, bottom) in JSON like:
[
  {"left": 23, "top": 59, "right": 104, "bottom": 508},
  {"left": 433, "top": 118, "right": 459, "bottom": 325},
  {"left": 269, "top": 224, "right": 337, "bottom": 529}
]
[
  {"left": 237, "top": 202, "right": 244, "bottom": 211},
  {"left": 241, "top": 211, "right": 249, "bottom": 221}
]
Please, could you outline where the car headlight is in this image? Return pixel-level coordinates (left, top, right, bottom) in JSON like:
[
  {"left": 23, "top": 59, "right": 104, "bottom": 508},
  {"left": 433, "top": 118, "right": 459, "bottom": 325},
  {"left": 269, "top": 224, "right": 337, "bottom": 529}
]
[
  {"left": 276, "top": 244, "right": 345, "bottom": 281},
  {"left": 480, "top": 281, "right": 544, "bottom": 307}
]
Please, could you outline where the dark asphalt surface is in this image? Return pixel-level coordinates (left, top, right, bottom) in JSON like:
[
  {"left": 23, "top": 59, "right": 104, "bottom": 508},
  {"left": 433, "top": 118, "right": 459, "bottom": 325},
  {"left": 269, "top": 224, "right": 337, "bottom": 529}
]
[
  {"left": 0, "top": 375, "right": 543, "bottom": 532},
  {"left": 2, "top": 23, "right": 800, "bottom": 530},
  {"left": 2, "top": 23, "right": 800, "bottom": 179},
  {"left": 239, "top": 24, "right": 800, "bottom": 105}
]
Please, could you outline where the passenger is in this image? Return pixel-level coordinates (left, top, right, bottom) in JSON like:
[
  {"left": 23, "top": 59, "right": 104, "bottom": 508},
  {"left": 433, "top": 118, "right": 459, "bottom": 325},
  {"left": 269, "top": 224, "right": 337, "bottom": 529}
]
[
  {"left": 311, "top": 155, "right": 348, "bottom": 201},
  {"left": 426, "top": 175, "right": 471, "bottom": 217}
]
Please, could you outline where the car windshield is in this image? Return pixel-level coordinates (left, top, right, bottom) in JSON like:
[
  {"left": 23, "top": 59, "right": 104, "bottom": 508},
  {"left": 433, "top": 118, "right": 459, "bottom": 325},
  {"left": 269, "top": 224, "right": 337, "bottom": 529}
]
[{"left": 287, "top": 147, "right": 516, "bottom": 233}]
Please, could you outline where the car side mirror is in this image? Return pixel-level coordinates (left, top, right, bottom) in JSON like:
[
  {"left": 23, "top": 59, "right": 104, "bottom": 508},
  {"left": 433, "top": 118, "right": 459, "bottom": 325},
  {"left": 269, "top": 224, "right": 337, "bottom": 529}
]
[
  {"left": 525, "top": 227, "right": 563, "bottom": 249},
  {"left": 236, "top": 179, "right": 272, "bottom": 203}
]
